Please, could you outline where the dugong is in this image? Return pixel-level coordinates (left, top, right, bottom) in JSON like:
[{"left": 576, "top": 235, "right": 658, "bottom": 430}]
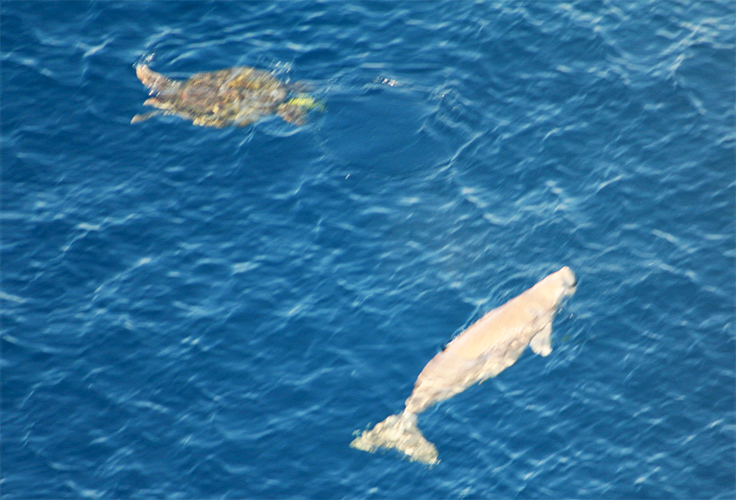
[{"left": 350, "top": 266, "right": 577, "bottom": 464}]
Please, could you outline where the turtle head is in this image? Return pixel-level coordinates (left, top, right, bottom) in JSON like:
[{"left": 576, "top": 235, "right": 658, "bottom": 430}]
[{"left": 285, "top": 95, "right": 325, "bottom": 112}]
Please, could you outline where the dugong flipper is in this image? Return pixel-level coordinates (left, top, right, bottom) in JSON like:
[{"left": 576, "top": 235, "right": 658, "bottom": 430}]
[{"left": 351, "top": 266, "right": 577, "bottom": 464}]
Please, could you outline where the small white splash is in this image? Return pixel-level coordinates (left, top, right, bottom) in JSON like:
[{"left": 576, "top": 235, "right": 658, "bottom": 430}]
[
  {"left": 651, "top": 229, "right": 679, "bottom": 245},
  {"left": 232, "top": 261, "right": 260, "bottom": 274},
  {"left": 64, "top": 480, "right": 103, "bottom": 499},
  {"left": 76, "top": 222, "right": 101, "bottom": 231},
  {"left": 132, "top": 399, "right": 170, "bottom": 414},
  {"left": 706, "top": 419, "right": 723, "bottom": 429},
  {"left": 399, "top": 196, "right": 421, "bottom": 205},
  {"left": 0, "top": 291, "right": 27, "bottom": 303},
  {"left": 375, "top": 77, "right": 400, "bottom": 87},
  {"left": 181, "top": 335, "right": 201, "bottom": 346}
]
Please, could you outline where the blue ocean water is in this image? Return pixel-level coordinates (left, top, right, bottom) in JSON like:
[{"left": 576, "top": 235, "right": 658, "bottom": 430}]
[{"left": 2, "top": 1, "right": 734, "bottom": 498}]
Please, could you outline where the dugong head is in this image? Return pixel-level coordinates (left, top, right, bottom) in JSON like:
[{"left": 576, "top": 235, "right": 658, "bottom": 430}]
[
  {"left": 531, "top": 266, "right": 577, "bottom": 308},
  {"left": 556, "top": 266, "right": 577, "bottom": 295}
]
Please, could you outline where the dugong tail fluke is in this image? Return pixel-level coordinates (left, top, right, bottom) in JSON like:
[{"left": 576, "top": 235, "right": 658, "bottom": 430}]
[
  {"left": 350, "top": 411, "right": 439, "bottom": 464},
  {"left": 351, "top": 267, "right": 576, "bottom": 465}
]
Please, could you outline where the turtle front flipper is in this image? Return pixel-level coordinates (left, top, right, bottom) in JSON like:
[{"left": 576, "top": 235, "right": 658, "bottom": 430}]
[{"left": 136, "top": 65, "right": 181, "bottom": 94}]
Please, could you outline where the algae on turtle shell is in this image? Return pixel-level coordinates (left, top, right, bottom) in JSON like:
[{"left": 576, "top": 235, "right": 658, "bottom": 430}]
[{"left": 132, "top": 65, "right": 321, "bottom": 128}]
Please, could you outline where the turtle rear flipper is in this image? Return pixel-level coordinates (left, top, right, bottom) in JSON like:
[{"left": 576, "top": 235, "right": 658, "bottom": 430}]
[
  {"left": 136, "top": 65, "right": 181, "bottom": 94},
  {"left": 131, "top": 110, "right": 163, "bottom": 123}
]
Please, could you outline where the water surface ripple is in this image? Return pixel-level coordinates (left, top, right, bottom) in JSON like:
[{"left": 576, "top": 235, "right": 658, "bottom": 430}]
[{"left": 2, "top": 1, "right": 734, "bottom": 498}]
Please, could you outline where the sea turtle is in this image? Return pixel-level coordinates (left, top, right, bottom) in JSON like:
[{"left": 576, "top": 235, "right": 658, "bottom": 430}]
[{"left": 131, "top": 64, "right": 321, "bottom": 127}]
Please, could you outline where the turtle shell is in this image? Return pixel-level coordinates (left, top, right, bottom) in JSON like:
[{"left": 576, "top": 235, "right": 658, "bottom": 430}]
[{"left": 132, "top": 65, "right": 309, "bottom": 127}]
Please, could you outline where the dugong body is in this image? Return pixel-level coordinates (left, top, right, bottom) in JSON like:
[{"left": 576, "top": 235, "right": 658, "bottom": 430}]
[{"left": 351, "top": 267, "right": 577, "bottom": 464}]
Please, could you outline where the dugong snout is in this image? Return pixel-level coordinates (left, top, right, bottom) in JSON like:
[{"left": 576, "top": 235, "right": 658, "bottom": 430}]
[{"left": 558, "top": 266, "right": 577, "bottom": 293}]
